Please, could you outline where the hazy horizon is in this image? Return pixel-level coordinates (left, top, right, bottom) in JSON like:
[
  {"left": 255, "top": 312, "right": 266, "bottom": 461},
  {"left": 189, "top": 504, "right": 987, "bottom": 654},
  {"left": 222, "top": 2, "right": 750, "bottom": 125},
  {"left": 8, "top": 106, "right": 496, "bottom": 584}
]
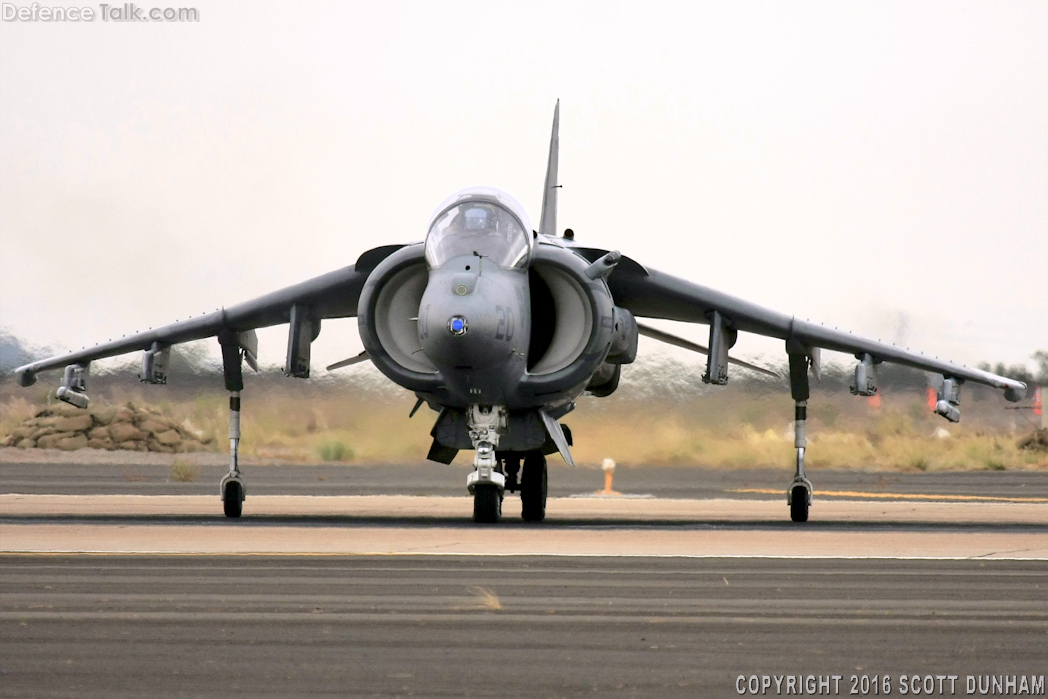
[{"left": 2, "top": 1, "right": 1045, "bottom": 377}]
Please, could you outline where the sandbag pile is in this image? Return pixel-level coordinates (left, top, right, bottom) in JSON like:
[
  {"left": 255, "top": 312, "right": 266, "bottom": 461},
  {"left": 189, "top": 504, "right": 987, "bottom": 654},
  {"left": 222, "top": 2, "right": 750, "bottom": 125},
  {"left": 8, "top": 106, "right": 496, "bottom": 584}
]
[{"left": 2, "top": 403, "right": 215, "bottom": 453}]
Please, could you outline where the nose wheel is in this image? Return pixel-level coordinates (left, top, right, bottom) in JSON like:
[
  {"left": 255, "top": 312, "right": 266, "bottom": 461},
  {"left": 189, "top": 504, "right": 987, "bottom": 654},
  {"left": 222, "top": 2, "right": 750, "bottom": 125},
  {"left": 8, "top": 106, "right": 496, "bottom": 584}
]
[{"left": 473, "top": 484, "right": 502, "bottom": 523}]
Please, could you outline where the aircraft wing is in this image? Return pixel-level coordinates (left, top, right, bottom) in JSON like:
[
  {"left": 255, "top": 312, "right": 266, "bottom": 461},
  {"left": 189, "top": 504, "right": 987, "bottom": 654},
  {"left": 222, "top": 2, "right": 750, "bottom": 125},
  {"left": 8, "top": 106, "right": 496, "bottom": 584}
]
[
  {"left": 13, "top": 244, "right": 406, "bottom": 386},
  {"left": 599, "top": 256, "right": 1027, "bottom": 401}
]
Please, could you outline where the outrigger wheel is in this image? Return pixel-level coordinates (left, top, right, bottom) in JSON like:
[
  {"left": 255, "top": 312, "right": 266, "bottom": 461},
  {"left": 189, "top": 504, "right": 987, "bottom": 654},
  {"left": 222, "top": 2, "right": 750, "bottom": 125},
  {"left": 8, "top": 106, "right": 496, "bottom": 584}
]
[
  {"left": 789, "top": 484, "right": 809, "bottom": 523},
  {"left": 473, "top": 484, "right": 502, "bottom": 524},
  {"left": 222, "top": 480, "right": 244, "bottom": 518},
  {"left": 520, "top": 451, "right": 547, "bottom": 522}
]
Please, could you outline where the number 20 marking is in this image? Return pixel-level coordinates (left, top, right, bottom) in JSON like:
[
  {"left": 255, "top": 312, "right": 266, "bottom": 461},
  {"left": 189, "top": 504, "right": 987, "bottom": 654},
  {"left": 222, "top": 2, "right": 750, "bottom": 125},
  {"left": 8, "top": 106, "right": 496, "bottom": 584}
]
[{"left": 495, "top": 306, "right": 514, "bottom": 341}]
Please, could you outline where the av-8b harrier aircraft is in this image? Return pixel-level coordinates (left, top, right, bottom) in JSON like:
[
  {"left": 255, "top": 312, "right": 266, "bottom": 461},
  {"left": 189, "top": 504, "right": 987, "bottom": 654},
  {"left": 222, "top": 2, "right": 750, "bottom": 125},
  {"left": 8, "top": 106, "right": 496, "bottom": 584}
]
[{"left": 15, "top": 102, "right": 1027, "bottom": 523}]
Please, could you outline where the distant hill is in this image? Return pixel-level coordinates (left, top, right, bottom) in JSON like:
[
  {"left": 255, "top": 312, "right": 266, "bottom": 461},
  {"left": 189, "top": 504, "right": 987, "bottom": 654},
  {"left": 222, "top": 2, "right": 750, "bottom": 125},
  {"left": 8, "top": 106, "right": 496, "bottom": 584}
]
[
  {"left": 0, "top": 328, "right": 221, "bottom": 380},
  {"left": 0, "top": 329, "right": 46, "bottom": 376}
]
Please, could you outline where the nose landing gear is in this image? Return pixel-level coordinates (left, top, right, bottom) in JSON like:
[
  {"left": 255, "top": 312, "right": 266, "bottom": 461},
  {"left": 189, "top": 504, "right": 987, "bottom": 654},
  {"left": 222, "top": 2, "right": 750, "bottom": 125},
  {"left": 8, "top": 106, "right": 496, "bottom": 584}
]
[
  {"left": 464, "top": 407, "right": 551, "bottom": 524},
  {"left": 466, "top": 405, "right": 508, "bottom": 523}
]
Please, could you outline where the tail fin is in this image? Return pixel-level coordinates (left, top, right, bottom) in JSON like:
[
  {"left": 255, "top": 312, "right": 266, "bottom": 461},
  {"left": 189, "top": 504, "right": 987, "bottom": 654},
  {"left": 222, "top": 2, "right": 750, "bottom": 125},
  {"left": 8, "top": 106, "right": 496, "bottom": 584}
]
[{"left": 539, "top": 100, "right": 560, "bottom": 238}]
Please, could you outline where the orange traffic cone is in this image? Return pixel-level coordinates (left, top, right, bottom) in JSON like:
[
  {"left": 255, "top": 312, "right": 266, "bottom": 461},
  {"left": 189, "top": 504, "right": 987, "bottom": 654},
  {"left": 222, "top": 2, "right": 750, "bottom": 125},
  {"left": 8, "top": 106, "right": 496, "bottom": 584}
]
[{"left": 597, "top": 458, "right": 620, "bottom": 496}]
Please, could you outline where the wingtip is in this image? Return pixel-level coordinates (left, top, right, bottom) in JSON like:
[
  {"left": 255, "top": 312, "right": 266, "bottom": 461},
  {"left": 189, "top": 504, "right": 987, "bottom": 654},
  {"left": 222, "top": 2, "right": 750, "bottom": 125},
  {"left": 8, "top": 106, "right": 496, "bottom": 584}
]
[
  {"left": 14, "top": 366, "right": 36, "bottom": 387},
  {"left": 1004, "top": 383, "right": 1028, "bottom": 403}
]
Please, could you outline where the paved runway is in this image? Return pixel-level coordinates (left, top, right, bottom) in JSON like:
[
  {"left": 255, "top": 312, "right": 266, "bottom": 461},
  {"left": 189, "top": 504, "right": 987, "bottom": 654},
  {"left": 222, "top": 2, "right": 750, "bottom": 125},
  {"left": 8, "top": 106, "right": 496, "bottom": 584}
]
[
  {"left": 2, "top": 463, "right": 1045, "bottom": 696},
  {"left": 3, "top": 494, "right": 1048, "bottom": 558},
  {"left": 4, "top": 460, "right": 1048, "bottom": 499},
  {"left": 1, "top": 554, "right": 1045, "bottom": 698}
]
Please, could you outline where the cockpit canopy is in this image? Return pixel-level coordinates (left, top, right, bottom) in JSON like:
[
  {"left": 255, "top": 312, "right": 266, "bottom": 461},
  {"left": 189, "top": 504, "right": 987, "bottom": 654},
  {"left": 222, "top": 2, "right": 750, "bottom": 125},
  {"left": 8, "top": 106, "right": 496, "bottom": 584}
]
[{"left": 425, "top": 187, "right": 532, "bottom": 269}]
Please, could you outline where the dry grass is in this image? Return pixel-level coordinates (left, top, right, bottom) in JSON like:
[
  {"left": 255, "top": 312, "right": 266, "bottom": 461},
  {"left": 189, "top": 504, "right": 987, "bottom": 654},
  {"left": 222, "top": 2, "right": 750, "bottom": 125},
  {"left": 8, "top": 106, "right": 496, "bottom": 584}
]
[
  {"left": 2, "top": 370, "right": 1044, "bottom": 472},
  {"left": 0, "top": 395, "right": 37, "bottom": 436},
  {"left": 170, "top": 461, "right": 202, "bottom": 482},
  {"left": 563, "top": 387, "right": 1047, "bottom": 472},
  {"left": 469, "top": 587, "right": 502, "bottom": 611}
]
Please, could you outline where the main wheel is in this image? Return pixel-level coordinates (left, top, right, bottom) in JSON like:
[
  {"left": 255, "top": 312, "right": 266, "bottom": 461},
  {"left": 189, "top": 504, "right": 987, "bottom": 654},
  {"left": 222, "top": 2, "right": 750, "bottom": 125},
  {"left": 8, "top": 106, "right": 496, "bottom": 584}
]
[
  {"left": 223, "top": 481, "right": 243, "bottom": 518},
  {"left": 473, "top": 484, "right": 502, "bottom": 523},
  {"left": 790, "top": 485, "right": 809, "bottom": 523},
  {"left": 520, "top": 452, "right": 547, "bottom": 522}
]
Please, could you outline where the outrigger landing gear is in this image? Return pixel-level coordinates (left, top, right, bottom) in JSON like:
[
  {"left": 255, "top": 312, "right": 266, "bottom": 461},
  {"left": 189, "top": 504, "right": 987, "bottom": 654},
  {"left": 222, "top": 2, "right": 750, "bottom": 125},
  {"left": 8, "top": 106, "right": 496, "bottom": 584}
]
[
  {"left": 786, "top": 349, "right": 814, "bottom": 523},
  {"left": 788, "top": 400, "right": 812, "bottom": 523},
  {"left": 466, "top": 405, "right": 507, "bottom": 523},
  {"left": 220, "top": 390, "right": 245, "bottom": 518},
  {"left": 217, "top": 331, "right": 248, "bottom": 519}
]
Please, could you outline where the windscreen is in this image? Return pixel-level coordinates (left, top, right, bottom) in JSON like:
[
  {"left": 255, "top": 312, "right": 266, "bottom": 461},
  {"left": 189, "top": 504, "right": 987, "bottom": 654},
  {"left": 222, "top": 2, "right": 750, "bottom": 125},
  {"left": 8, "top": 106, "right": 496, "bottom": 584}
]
[{"left": 425, "top": 200, "right": 530, "bottom": 269}]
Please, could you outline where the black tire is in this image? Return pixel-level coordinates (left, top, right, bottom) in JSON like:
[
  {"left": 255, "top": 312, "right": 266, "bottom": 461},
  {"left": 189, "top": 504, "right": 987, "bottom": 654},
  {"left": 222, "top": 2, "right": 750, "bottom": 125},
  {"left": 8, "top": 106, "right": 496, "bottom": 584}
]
[
  {"left": 223, "top": 481, "right": 243, "bottom": 518},
  {"left": 473, "top": 484, "right": 501, "bottom": 524},
  {"left": 520, "top": 452, "right": 547, "bottom": 522},
  {"left": 790, "top": 485, "right": 809, "bottom": 523}
]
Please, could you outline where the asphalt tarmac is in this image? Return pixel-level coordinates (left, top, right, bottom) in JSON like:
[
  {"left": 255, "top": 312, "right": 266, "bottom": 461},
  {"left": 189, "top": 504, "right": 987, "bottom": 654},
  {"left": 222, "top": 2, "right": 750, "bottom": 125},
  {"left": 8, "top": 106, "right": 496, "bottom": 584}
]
[
  {"left": 4, "top": 460, "right": 1048, "bottom": 500},
  {"left": 2, "top": 463, "right": 1046, "bottom": 697},
  {"left": 1, "top": 555, "right": 1045, "bottom": 698}
]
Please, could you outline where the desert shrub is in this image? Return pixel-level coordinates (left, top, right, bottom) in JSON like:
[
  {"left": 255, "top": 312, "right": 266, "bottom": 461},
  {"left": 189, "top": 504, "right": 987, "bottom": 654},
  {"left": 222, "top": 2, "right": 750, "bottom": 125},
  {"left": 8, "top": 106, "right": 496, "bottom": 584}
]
[
  {"left": 317, "top": 440, "right": 353, "bottom": 462},
  {"left": 170, "top": 462, "right": 201, "bottom": 482}
]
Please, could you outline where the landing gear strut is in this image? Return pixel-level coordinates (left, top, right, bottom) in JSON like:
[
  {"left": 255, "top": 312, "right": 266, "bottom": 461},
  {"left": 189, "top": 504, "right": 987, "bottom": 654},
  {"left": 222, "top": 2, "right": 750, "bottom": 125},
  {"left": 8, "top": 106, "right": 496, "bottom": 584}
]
[
  {"left": 220, "top": 390, "right": 245, "bottom": 518},
  {"left": 502, "top": 454, "right": 521, "bottom": 493},
  {"left": 788, "top": 400, "right": 812, "bottom": 523},
  {"left": 786, "top": 350, "right": 814, "bottom": 523},
  {"left": 466, "top": 405, "right": 507, "bottom": 523}
]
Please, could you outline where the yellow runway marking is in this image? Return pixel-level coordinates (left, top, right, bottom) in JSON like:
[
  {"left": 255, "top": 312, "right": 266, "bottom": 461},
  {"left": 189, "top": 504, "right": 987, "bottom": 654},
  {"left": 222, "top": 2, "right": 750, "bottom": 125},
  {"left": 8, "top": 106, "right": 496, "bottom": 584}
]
[{"left": 729, "top": 488, "right": 1048, "bottom": 503}]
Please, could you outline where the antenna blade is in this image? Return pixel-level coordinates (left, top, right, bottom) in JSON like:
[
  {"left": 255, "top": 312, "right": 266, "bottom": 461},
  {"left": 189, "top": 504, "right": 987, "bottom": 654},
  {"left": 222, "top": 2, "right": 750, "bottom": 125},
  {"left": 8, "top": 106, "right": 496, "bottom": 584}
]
[
  {"left": 539, "top": 100, "right": 560, "bottom": 238},
  {"left": 538, "top": 408, "right": 575, "bottom": 467},
  {"left": 326, "top": 351, "right": 370, "bottom": 371}
]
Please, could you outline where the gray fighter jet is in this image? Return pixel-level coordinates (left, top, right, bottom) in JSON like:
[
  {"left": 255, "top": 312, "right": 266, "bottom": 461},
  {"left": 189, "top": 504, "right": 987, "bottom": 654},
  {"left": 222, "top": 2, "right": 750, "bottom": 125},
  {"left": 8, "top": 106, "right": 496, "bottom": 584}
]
[{"left": 14, "top": 102, "right": 1028, "bottom": 523}]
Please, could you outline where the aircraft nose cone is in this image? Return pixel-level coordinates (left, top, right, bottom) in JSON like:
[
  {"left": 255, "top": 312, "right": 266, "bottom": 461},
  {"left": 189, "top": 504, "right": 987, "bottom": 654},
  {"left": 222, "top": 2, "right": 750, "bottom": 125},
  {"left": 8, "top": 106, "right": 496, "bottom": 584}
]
[
  {"left": 448, "top": 316, "right": 468, "bottom": 336},
  {"left": 418, "top": 259, "right": 516, "bottom": 372}
]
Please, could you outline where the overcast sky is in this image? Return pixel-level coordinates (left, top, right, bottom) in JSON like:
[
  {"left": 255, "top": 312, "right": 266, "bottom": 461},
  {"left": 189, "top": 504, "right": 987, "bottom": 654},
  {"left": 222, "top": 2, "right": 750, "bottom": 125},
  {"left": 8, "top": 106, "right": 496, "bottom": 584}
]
[{"left": 1, "top": 0, "right": 1045, "bottom": 377}]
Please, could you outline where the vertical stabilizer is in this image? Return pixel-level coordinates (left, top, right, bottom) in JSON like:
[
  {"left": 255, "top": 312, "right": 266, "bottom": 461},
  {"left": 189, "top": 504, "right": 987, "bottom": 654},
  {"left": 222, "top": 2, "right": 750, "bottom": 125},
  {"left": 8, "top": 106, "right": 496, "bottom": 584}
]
[{"left": 539, "top": 100, "right": 560, "bottom": 238}]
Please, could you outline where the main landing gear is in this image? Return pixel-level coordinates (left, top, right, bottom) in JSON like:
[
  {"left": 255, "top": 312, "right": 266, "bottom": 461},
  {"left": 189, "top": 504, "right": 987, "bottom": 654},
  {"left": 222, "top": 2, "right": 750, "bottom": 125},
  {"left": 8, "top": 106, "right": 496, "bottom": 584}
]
[
  {"left": 496, "top": 451, "right": 548, "bottom": 523},
  {"left": 520, "top": 452, "right": 547, "bottom": 523}
]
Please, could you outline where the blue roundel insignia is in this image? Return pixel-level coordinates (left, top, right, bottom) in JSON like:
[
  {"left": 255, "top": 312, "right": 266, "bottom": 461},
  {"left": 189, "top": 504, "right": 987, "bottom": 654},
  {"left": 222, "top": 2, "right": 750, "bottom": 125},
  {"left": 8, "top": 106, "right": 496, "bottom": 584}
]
[{"left": 448, "top": 316, "right": 468, "bottom": 336}]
